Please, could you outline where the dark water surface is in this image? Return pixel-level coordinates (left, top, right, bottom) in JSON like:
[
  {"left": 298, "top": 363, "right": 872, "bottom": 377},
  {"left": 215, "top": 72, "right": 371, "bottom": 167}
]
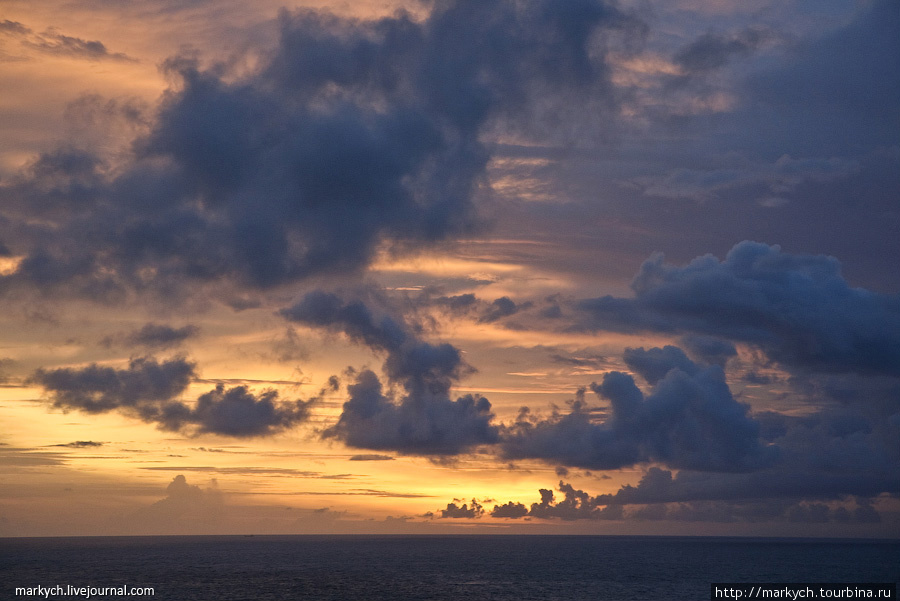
[{"left": 3, "top": 535, "right": 898, "bottom": 600}]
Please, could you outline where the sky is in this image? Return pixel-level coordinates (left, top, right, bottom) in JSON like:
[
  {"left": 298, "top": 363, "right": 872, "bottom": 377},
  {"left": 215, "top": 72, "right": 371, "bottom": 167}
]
[{"left": 0, "top": 0, "right": 898, "bottom": 538}]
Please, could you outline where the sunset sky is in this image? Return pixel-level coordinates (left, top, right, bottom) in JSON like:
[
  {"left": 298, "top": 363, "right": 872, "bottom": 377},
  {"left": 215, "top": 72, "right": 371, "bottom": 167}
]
[{"left": 1, "top": 0, "right": 898, "bottom": 538}]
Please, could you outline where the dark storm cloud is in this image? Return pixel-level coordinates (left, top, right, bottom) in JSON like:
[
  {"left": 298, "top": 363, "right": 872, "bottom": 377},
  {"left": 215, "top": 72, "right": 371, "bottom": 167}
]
[
  {"left": 578, "top": 242, "right": 900, "bottom": 377},
  {"left": 31, "top": 357, "right": 314, "bottom": 437},
  {"left": 282, "top": 291, "right": 498, "bottom": 455},
  {"left": 0, "top": 0, "right": 636, "bottom": 299},
  {"left": 501, "top": 349, "right": 772, "bottom": 472}
]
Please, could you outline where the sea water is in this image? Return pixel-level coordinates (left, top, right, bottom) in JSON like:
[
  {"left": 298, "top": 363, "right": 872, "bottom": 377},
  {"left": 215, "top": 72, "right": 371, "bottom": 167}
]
[{"left": 3, "top": 535, "right": 898, "bottom": 601}]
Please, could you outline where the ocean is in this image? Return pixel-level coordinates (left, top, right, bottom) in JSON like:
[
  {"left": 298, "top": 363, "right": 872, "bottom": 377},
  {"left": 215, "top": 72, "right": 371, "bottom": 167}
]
[{"left": 3, "top": 535, "right": 898, "bottom": 601}]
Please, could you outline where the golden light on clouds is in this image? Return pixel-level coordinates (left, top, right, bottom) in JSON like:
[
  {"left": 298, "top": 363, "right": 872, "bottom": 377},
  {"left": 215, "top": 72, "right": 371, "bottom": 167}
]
[{"left": 2, "top": 0, "right": 897, "bottom": 541}]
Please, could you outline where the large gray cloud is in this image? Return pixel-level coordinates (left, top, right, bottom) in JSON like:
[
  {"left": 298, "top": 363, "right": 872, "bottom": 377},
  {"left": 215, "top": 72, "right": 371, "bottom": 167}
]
[
  {"left": 578, "top": 242, "right": 900, "bottom": 378},
  {"left": 282, "top": 291, "right": 498, "bottom": 455},
  {"left": 501, "top": 347, "right": 773, "bottom": 472},
  {"left": 0, "top": 0, "right": 636, "bottom": 300},
  {"left": 32, "top": 357, "right": 314, "bottom": 437},
  {"left": 32, "top": 356, "right": 196, "bottom": 415}
]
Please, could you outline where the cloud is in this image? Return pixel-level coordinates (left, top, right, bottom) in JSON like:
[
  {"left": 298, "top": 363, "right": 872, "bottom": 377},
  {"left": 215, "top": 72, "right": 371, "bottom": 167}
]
[
  {"left": 414, "top": 291, "right": 532, "bottom": 324},
  {"left": 674, "top": 27, "right": 772, "bottom": 74},
  {"left": 0, "top": 21, "right": 134, "bottom": 62},
  {"left": 679, "top": 335, "right": 737, "bottom": 367},
  {"left": 741, "top": 0, "right": 899, "bottom": 156},
  {"left": 132, "top": 475, "right": 223, "bottom": 532},
  {"left": 444, "top": 476, "right": 891, "bottom": 525},
  {"left": 501, "top": 348, "right": 773, "bottom": 471},
  {"left": 31, "top": 357, "right": 314, "bottom": 437},
  {"left": 281, "top": 290, "right": 471, "bottom": 393},
  {"left": 101, "top": 322, "right": 199, "bottom": 349},
  {"left": 325, "top": 369, "right": 496, "bottom": 456},
  {"left": 439, "top": 482, "right": 623, "bottom": 521},
  {"left": 548, "top": 350, "right": 609, "bottom": 370},
  {"left": 490, "top": 501, "right": 528, "bottom": 518},
  {"left": 189, "top": 384, "right": 312, "bottom": 437},
  {"left": 479, "top": 296, "right": 522, "bottom": 322},
  {"left": 594, "top": 462, "right": 898, "bottom": 510},
  {"left": 622, "top": 345, "right": 698, "bottom": 385},
  {"left": 578, "top": 242, "right": 900, "bottom": 378},
  {"left": 25, "top": 31, "right": 135, "bottom": 62},
  {"left": 126, "top": 323, "right": 199, "bottom": 348},
  {"left": 431, "top": 293, "right": 478, "bottom": 314},
  {"left": 0, "top": 21, "right": 30, "bottom": 36},
  {"left": 269, "top": 326, "right": 308, "bottom": 363},
  {"left": 282, "top": 291, "right": 498, "bottom": 455},
  {"left": 32, "top": 356, "right": 196, "bottom": 415},
  {"left": 527, "top": 482, "right": 623, "bottom": 521},
  {"left": 573, "top": 393, "right": 899, "bottom": 510},
  {"left": 51, "top": 441, "right": 104, "bottom": 448},
  {"left": 440, "top": 499, "right": 484, "bottom": 519},
  {"left": 0, "top": 446, "right": 67, "bottom": 469},
  {"left": 0, "top": 0, "right": 637, "bottom": 300},
  {"left": 348, "top": 454, "right": 395, "bottom": 461}
]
